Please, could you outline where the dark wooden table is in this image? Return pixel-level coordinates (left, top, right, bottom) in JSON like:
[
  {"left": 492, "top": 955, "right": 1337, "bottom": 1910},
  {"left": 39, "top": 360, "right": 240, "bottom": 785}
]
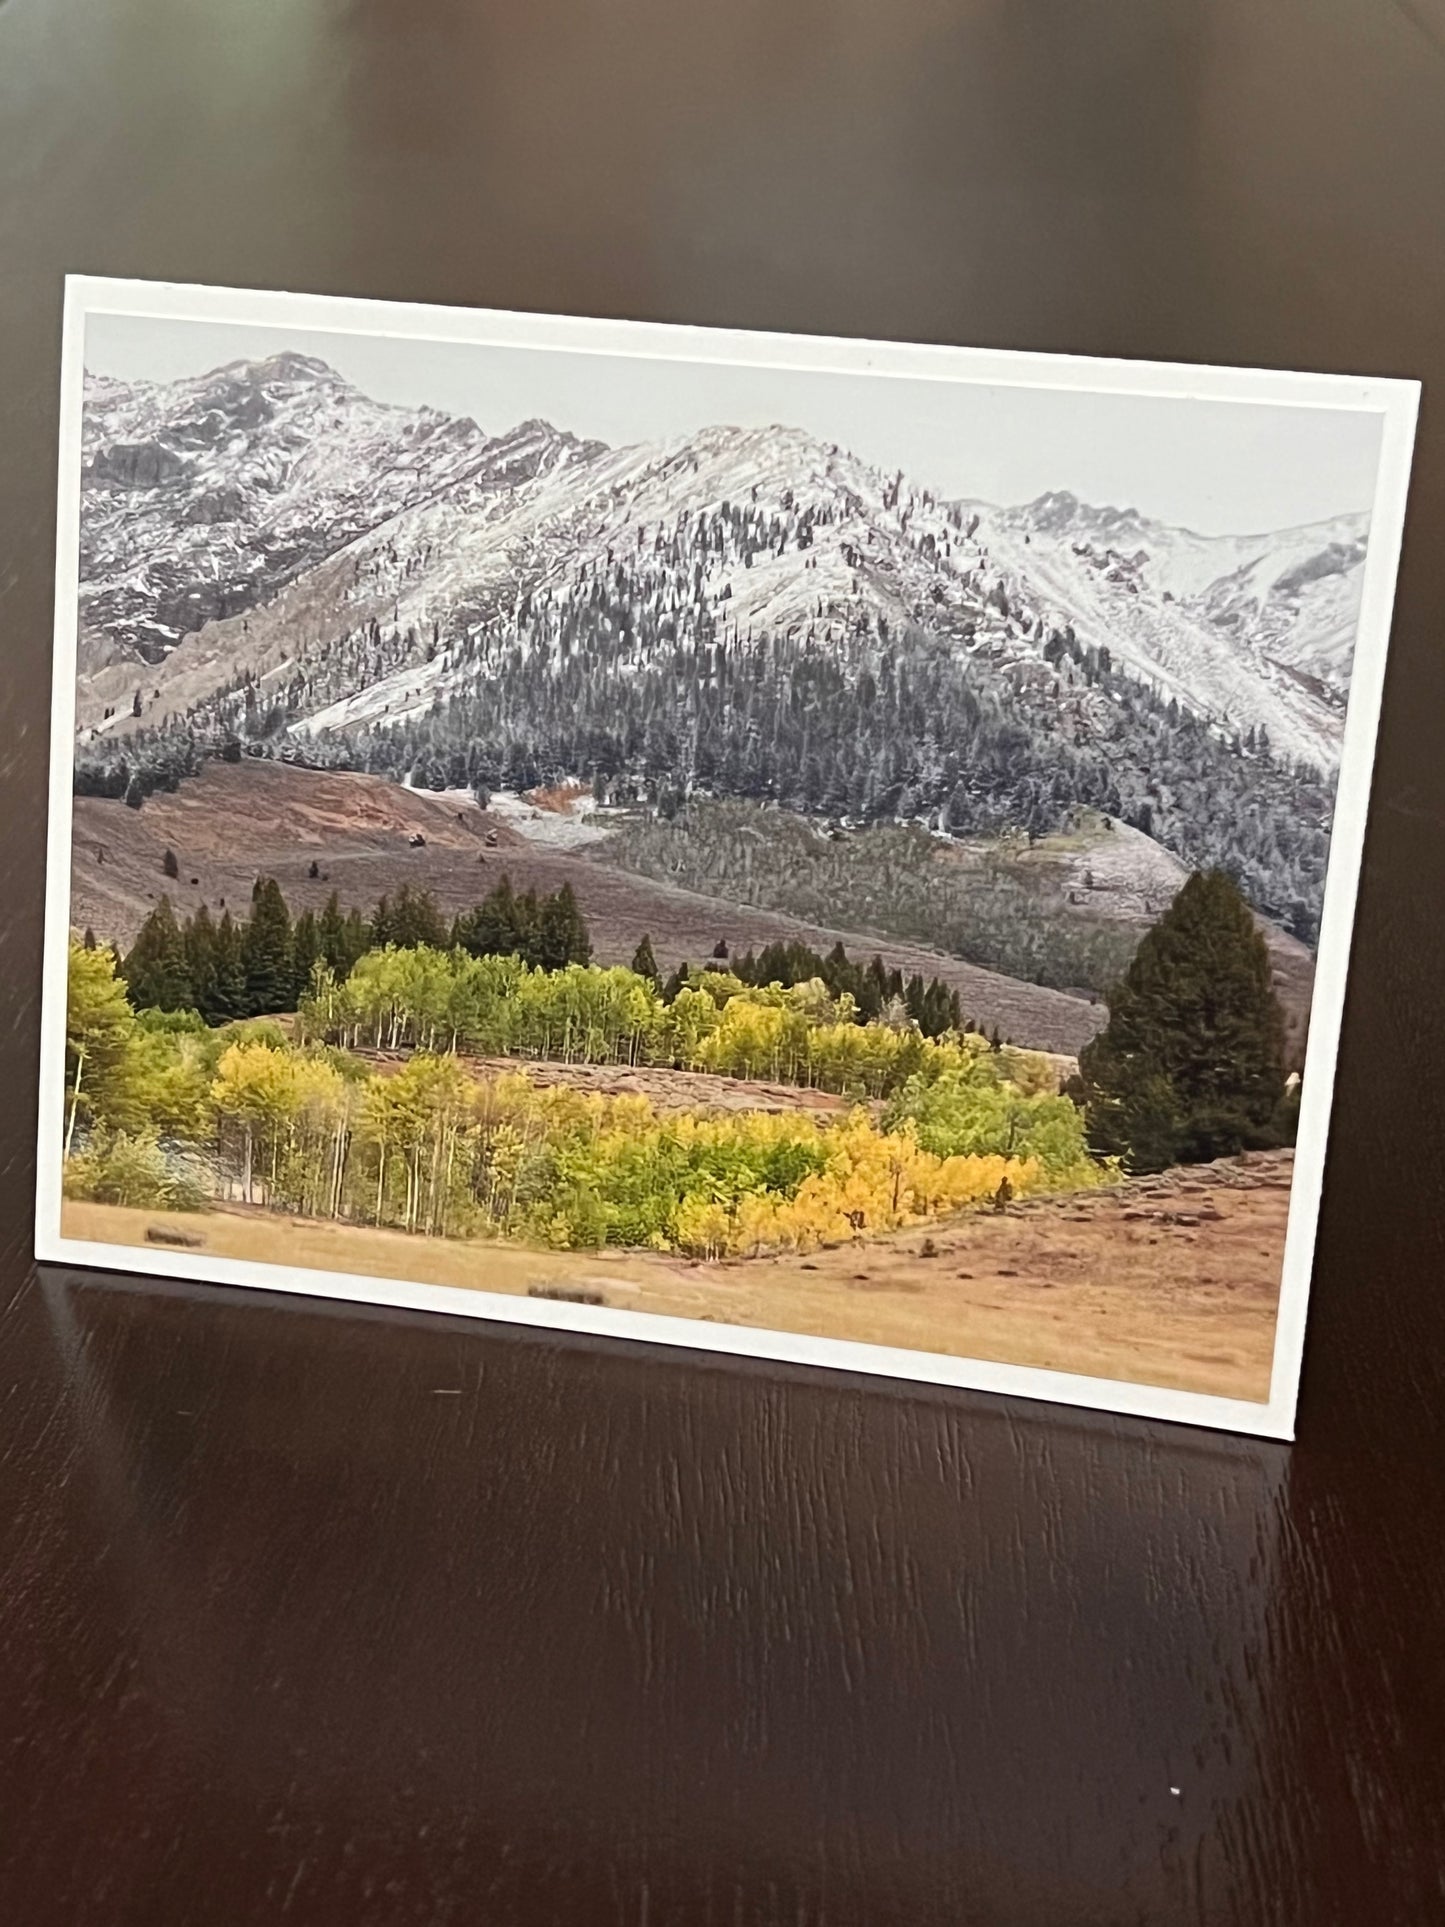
[{"left": 3, "top": 2, "right": 1444, "bottom": 1920}]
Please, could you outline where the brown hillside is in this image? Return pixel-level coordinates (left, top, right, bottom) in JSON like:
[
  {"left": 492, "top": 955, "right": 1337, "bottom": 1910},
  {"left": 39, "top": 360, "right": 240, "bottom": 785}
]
[{"left": 70, "top": 762, "right": 1107, "bottom": 1053}]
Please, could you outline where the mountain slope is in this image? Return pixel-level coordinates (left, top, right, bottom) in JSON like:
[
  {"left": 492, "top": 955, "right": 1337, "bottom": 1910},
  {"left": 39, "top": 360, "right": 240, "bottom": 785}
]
[
  {"left": 967, "top": 491, "right": 1366, "bottom": 768},
  {"left": 78, "top": 356, "right": 603, "bottom": 689},
  {"left": 77, "top": 359, "right": 1368, "bottom": 769},
  {"left": 70, "top": 761, "right": 1107, "bottom": 1054},
  {"left": 73, "top": 355, "right": 1368, "bottom": 941}
]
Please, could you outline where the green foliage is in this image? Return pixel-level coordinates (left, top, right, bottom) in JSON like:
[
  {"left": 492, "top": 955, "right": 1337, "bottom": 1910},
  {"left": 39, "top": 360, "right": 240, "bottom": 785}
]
[
  {"left": 372, "top": 884, "right": 448, "bottom": 951},
  {"left": 297, "top": 944, "right": 1066, "bottom": 1104},
  {"left": 1073, "top": 870, "right": 1288, "bottom": 1173},
  {"left": 318, "top": 891, "right": 365, "bottom": 974},
  {"left": 242, "top": 877, "right": 292, "bottom": 1016},
  {"left": 62, "top": 1130, "right": 206, "bottom": 1211},
  {"left": 226, "top": 1018, "right": 290, "bottom": 1050},
  {"left": 183, "top": 903, "right": 219, "bottom": 1021},
  {"left": 135, "top": 1006, "right": 208, "bottom": 1037},
  {"left": 290, "top": 909, "right": 321, "bottom": 1006},
  {"left": 62, "top": 945, "right": 1109, "bottom": 1249},
  {"left": 212, "top": 910, "right": 247, "bottom": 1022},
  {"left": 536, "top": 882, "right": 591, "bottom": 970},
  {"left": 731, "top": 937, "right": 965, "bottom": 1036},
  {"left": 65, "top": 940, "right": 145, "bottom": 1141},
  {"left": 883, "top": 1066, "right": 1100, "bottom": 1184},
  {"left": 630, "top": 934, "right": 661, "bottom": 988},
  {"left": 607, "top": 801, "right": 1140, "bottom": 995},
  {"left": 452, "top": 875, "right": 593, "bottom": 970},
  {"left": 122, "top": 897, "right": 193, "bottom": 1013}
]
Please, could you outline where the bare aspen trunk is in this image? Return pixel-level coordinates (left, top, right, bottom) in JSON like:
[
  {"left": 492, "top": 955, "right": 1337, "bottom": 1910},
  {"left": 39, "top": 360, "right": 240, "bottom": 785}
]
[
  {"left": 65, "top": 1046, "right": 85, "bottom": 1159},
  {"left": 440, "top": 1127, "right": 457, "bottom": 1239},
  {"left": 426, "top": 1116, "right": 442, "bottom": 1234}
]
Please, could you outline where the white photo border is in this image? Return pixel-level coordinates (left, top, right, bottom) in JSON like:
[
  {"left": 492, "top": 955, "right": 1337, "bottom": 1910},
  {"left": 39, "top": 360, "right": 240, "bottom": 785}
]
[{"left": 36, "top": 274, "right": 1422, "bottom": 1439}]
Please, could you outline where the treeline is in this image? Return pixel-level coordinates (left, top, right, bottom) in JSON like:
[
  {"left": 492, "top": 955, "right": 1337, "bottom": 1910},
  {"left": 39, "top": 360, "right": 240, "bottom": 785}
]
[
  {"left": 75, "top": 496, "right": 1335, "bottom": 940},
  {"left": 117, "top": 876, "right": 977, "bottom": 1045},
  {"left": 728, "top": 940, "right": 963, "bottom": 1038},
  {"left": 63, "top": 941, "right": 1102, "bottom": 1257},
  {"left": 343, "top": 612, "right": 1332, "bottom": 939},
  {"left": 115, "top": 876, "right": 595, "bottom": 1027},
  {"left": 297, "top": 948, "right": 1045, "bottom": 1101},
  {"left": 383, "top": 625, "right": 1326, "bottom": 938},
  {"left": 605, "top": 800, "right": 1140, "bottom": 995}
]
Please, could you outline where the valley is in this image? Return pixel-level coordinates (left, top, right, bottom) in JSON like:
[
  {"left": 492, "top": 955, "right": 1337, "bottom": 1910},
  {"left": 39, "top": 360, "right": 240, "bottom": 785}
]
[{"left": 70, "top": 761, "right": 1110, "bottom": 1053}]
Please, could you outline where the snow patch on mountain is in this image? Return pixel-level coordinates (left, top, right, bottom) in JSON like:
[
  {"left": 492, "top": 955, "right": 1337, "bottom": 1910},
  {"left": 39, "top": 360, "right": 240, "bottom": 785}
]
[
  {"left": 76, "top": 357, "right": 1371, "bottom": 774},
  {"left": 966, "top": 492, "right": 1368, "bottom": 767}
]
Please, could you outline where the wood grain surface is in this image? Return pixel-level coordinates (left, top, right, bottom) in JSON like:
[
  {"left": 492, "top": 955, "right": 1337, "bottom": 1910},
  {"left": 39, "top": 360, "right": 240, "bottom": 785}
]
[{"left": 3, "top": 1, "right": 1444, "bottom": 1920}]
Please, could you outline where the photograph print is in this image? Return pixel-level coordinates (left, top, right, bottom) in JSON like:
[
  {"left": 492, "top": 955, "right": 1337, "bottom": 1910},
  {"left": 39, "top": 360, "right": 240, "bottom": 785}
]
[{"left": 38, "top": 278, "right": 1418, "bottom": 1435}]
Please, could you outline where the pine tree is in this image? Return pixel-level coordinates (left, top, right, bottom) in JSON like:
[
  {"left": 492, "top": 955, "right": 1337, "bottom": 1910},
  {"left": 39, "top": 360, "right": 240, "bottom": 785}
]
[
  {"left": 318, "top": 892, "right": 349, "bottom": 973},
  {"left": 82, "top": 927, "right": 97, "bottom": 951},
  {"left": 387, "top": 884, "right": 447, "bottom": 950},
  {"left": 536, "top": 883, "right": 591, "bottom": 970},
  {"left": 561, "top": 884, "right": 592, "bottom": 966},
  {"left": 630, "top": 934, "right": 661, "bottom": 988},
  {"left": 454, "top": 877, "right": 514, "bottom": 959},
  {"left": 161, "top": 847, "right": 179, "bottom": 879},
  {"left": 904, "top": 974, "right": 927, "bottom": 1025},
  {"left": 123, "top": 898, "right": 193, "bottom": 1012},
  {"left": 1073, "top": 869, "right": 1287, "bottom": 1173},
  {"left": 342, "top": 908, "right": 369, "bottom": 971},
  {"left": 370, "top": 893, "right": 394, "bottom": 948},
  {"left": 291, "top": 909, "right": 322, "bottom": 1004},
  {"left": 212, "top": 909, "right": 247, "bottom": 1022},
  {"left": 513, "top": 888, "right": 542, "bottom": 966},
  {"left": 242, "top": 878, "right": 293, "bottom": 1016},
  {"left": 183, "top": 903, "right": 220, "bottom": 1023}
]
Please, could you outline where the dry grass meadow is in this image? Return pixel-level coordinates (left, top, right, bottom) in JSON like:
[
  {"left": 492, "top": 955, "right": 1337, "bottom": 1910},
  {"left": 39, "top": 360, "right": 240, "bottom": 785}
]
[{"left": 62, "top": 1150, "right": 1288, "bottom": 1400}]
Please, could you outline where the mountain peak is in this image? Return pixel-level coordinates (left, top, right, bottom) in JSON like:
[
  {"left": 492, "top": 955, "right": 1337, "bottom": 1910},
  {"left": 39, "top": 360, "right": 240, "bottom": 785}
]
[
  {"left": 249, "top": 350, "right": 338, "bottom": 383},
  {"left": 1021, "top": 489, "right": 1151, "bottom": 539}
]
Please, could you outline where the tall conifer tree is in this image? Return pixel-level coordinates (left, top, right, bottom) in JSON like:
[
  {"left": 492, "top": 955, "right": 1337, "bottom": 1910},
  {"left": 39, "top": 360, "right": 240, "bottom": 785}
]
[
  {"left": 184, "top": 903, "right": 220, "bottom": 1023},
  {"left": 318, "top": 892, "right": 349, "bottom": 973},
  {"left": 342, "top": 908, "right": 369, "bottom": 971},
  {"left": 290, "top": 909, "right": 322, "bottom": 1005},
  {"left": 242, "top": 878, "right": 293, "bottom": 1016},
  {"left": 123, "top": 898, "right": 193, "bottom": 1012},
  {"left": 212, "top": 910, "right": 247, "bottom": 1022},
  {"left": 537, "top": 883, "right": 591, "bottom": 970},
  {"left": 1074, "top": 869, "right": 1287, "bottom": 1173},
  {"left": 386, "top": 885, "right": 447, "bottom": 950}
]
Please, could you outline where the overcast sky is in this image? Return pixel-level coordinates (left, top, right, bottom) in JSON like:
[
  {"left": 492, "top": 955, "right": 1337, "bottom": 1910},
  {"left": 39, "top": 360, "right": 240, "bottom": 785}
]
[{"left": 86, "top": 313, "right": 1383, "bottom": 537}]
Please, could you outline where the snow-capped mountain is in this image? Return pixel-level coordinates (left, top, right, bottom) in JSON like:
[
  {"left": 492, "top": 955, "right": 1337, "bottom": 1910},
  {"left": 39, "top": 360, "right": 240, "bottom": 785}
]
[
  {"left": 75, "top": 355, "right": 1368, "bottom": 775},
  {"left": 965, "top": 490, "right": 1367, "bottom": 766},
  {"left": 73, "top": 354, "right": 1373, "bottom": 938},
  {"left": 78, "top": 354, "right": 600, "bottom": 668}
]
